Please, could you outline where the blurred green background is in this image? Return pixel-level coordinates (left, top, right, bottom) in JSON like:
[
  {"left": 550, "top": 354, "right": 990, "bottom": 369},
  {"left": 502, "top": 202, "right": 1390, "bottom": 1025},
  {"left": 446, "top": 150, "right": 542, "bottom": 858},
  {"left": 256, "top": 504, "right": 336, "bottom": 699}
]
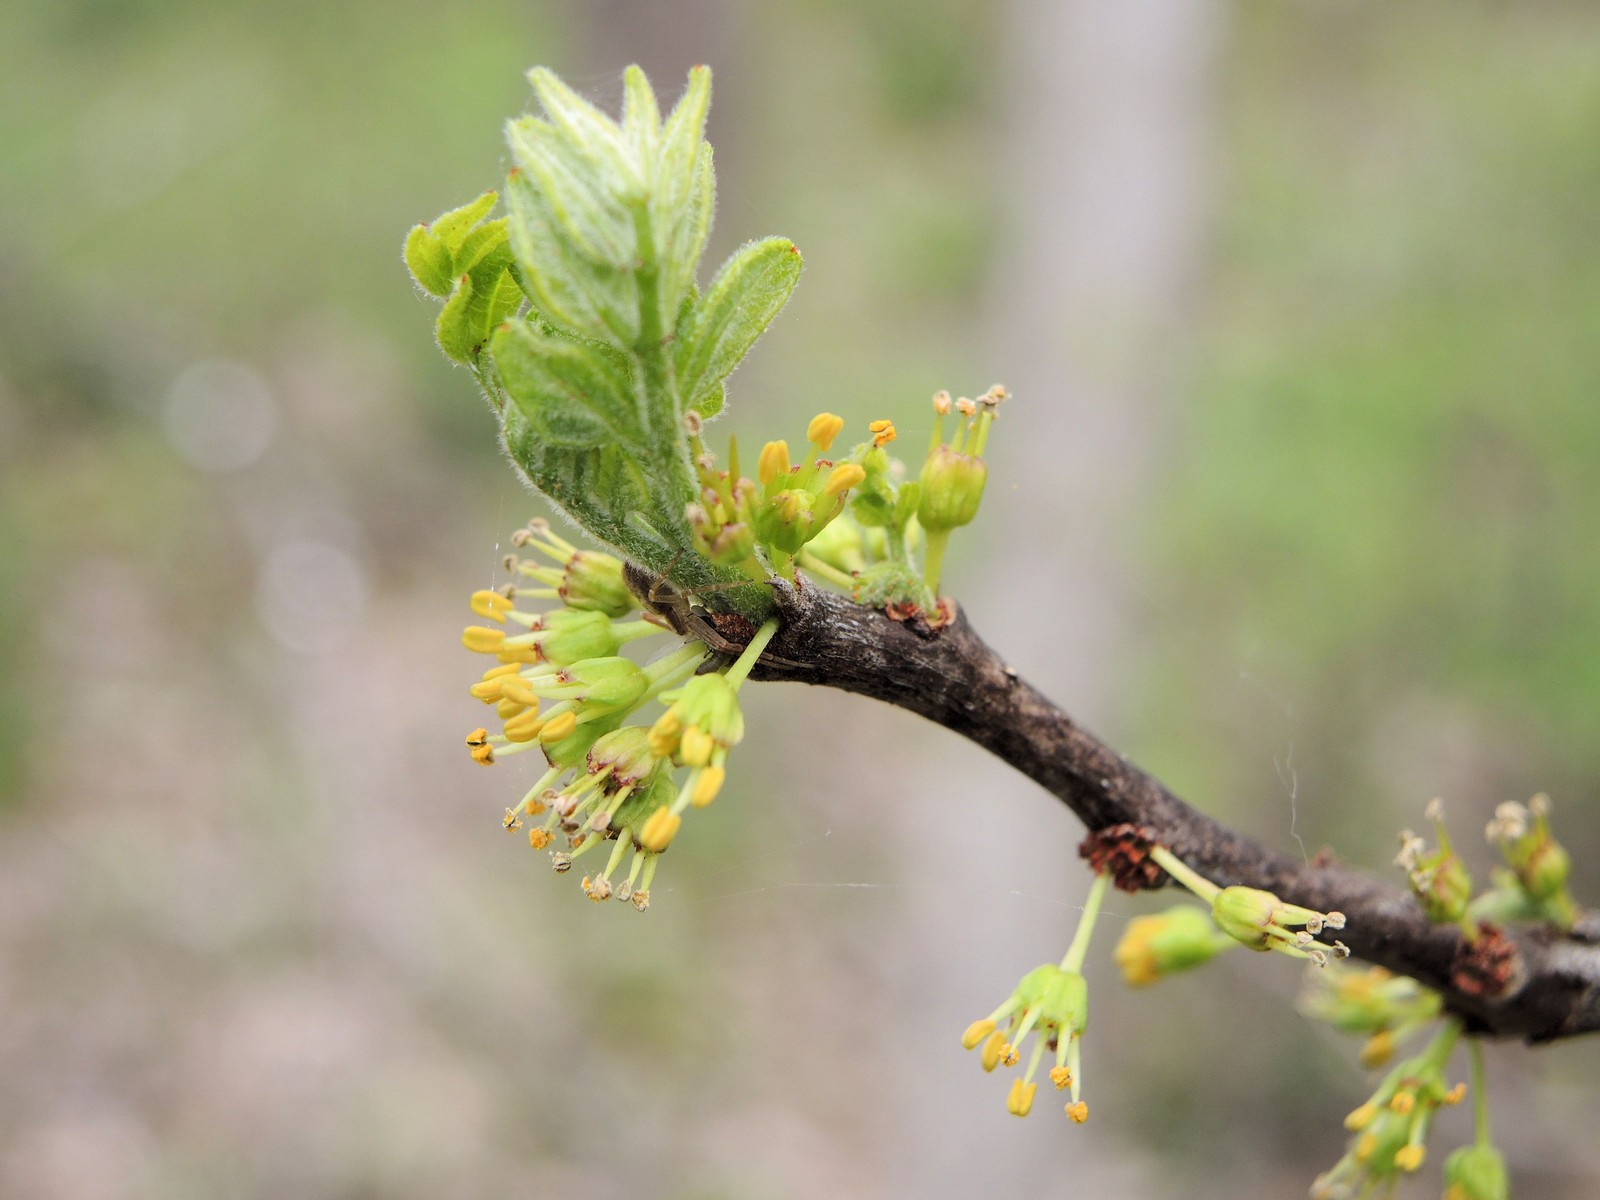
[{"left": 2, "top": 1, "right": 1597, "bottom": 1197}]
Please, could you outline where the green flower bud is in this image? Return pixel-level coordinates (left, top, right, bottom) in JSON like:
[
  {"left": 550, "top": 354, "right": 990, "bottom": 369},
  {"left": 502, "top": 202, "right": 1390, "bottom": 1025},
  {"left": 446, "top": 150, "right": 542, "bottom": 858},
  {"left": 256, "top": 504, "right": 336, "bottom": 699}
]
[
  {"left": 917, "top": 443, "right": 987, "bottom": 533},
  {"left": 1015, "top": 964, "right": 1089, "bottom": 1034},
  {"left": 1211, "top": 885, "right": 1347, "bottom": 962},
  {"left": 1299, "top": 963, "right": 1442, "bottom": 1036},
  {"left": 1443, "top": 1143, "right": 1509, "bottom": 1200},
  {"left": 610, "top": 769, "right": 675, "bottom": 840},
  {"left": 535, "top": 608, "right": 626, "bottom": 665},
  {"left": 559, "top": 550, "right": 635, "bottom": 617},
  {"left": 753, "top": 488, "right": 818, "bottom": 555},
  {"left": 650, "top": 672, "right": 745, "bottom": 764},
  {"left": 1113, "top": 905, "right": 1234, "bottom": 986},
  {"left": 1489, "top": 794, "right": 1573, "bottom": 909},
  {"left": 587, "top": 725, "right": 661, "bottom": 788},
  {"left": 847, "top": 446, "right": 898, "bottom": 528},
  {"left": 541, "top": 710, "right": 625, "bottom": 769},
  {"left": 562, "top": 656, "right": 649, "bottom": 715},
  {"left": 1396, "top": 801, "right": 1473, "bottom": 924},
  {"left": 800, "top": 512, "right": 866, "bottom": 575}
]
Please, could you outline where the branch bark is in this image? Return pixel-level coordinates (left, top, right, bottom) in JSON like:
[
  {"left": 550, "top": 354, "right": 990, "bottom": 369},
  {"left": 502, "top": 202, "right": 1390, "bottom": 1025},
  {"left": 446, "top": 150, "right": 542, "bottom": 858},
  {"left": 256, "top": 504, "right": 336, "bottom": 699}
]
[{"left": 630, "top": 566, "right": 1600, "bottom": 1044}]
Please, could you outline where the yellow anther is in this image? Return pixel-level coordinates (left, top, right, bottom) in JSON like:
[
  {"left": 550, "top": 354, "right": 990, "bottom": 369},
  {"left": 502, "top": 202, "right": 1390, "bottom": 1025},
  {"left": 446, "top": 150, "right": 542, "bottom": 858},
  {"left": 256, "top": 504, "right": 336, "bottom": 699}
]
[
  {"left": 462, "top": 626, "right": 507, "bottom": 653},
  {"left": 470, "top": 743, "right": 495, "bottom": 766},
  {"left": 1049, "top": 1067, "right": 1072, "bottom": 1090},
  {"left": 1066, "top": 1101, "right": 1088, "bottom": 1124},
  {"left": 1389, "top": 1091, "right": 1415, "bottom": 1115},
  {"left": 502, "top": 711, "right": 545, "bottom": 743},
  {"left": 868, "top": 418, "right": 896, "bottom": 447},
  {"left": 691, "top": 765, "right": 725, "bottom": 808},
  {"left": 466, "top": 727, "right": 490, "bottom": 747},
  {"left": 1006, "top": 1078, "right": 1036, "bottom": 1117},
  {"left": 962, "top": 1019, "right": 996, "bottom": 1050},
  {"left": 638, "top": 808, "right": 682, "bottom": 852},
  {"left": 470, "top": 678, "right": 506, "bottom": 703},
  {"left": 497, "top": 644, "right": 542, "bottom": 664},
  {"left": 979, "top": 1031, "right": 1007, "bottom": 1072},
  {"left": 822, "top": 463, "right": 866, "bottom": 497},
  {"left": 539, "top": 711, "right": 577, "bottom": 743},
  {"left": 648, "top": 711, "right": 681, "bottom": 757},
  {"left": 679, "top": 725, "right": 714, "bottom": 767},
  {"left": 529, "top": 828, "right": 552, "bottom": 849},
  {"left": 526, "top": 796, "right": 549, "bottom": 817},
  {"left": 955, "top": 396, "right": 976, "bottom": 417},
  {"left": 932, "top": 389, "right": 952, "bottom": 415},
  {"left": 1355, "top": 1133, "right": 1378, "bottom": 1164},
  {"left": 757, "top": 439, "right": 791, "bottom": 486},
  {"left": 1394, "top": 1145, "right": 1425, "bottom": 1173},
  {"left": 1002, "top": 1044, "right": 1018, "bottom": 1068},
  {"left": 470, "top": 589, "right": 514, "bottom": 622},
  {"left": 503, "top": 808, "right": 522, "bottom": 831},
  {"left": 496, "top": 697, "right": 528, "bottom": 721},
  {"left": 482, "top": 662, "right": 522, "bottom": 680},
  {"left": 1358, "top": 1031, "right": 1395, "bottom": 1069},
  {"left": 1344, "top": 1103, "right": 1378, "bottom": 1132},
  {"left": 1443, "top": 1082, "right": 1467, "bottom": 1106},
  {"left": 500, "top": 677, "right": 539, "bottom": 708},
  {"left": 806, "top": 412, "right": 845, "bottom": 451}
]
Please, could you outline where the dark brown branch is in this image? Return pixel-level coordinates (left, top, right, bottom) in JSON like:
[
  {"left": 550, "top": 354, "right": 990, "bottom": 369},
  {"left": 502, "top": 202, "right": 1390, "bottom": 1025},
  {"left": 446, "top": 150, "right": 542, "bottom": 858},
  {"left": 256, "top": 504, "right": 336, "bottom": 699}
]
[{"left": 628, "top": 566, "right": 1600, "bottom": 1043}]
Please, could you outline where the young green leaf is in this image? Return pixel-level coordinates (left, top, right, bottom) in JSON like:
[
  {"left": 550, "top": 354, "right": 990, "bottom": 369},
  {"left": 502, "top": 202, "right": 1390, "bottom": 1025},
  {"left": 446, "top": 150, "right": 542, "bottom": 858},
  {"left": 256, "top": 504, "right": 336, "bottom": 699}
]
[
  {"left": 435, "top": 254, "right": 520, "bottom": 365},
  {"left": 621, "top": 65, "right": 661, "bottom": 166},
  {"left": 403, "top": 225, "right": 453, "bottom": 297},
  {"left": 492, "top": 320, "right": 645, "bottom": 448},
  {"left": 427, "top": 191, "right": 499, "bottom": 249},
  {"left": 676, "top": 237, "right": 803, "bottom": 412},
  {"left": 504, "top": 166, "right": 636, "bottom": 346}
]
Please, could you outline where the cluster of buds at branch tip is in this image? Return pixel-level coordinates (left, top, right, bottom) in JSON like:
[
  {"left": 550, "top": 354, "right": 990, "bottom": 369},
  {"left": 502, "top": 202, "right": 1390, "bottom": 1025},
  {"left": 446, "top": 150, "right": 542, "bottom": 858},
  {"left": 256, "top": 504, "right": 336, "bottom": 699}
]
[
  {"left": 961, "top": 873, "right": 1106, "bottom": 1122},
  {"left": 684, "top": 411, "right": 871, "bottom": 582},
  {"left": 1147, "top": 845, "right": 1349, "bottom": 966},
  {"left": 1314, "top": 1022, "right": 1469, "bottom": 1199},
  {"left": 457, "top": 517, "right": 778, "bottom": 907},
  {"left": 1395, "top": 797, "right": 1474, "bottom": 931}
]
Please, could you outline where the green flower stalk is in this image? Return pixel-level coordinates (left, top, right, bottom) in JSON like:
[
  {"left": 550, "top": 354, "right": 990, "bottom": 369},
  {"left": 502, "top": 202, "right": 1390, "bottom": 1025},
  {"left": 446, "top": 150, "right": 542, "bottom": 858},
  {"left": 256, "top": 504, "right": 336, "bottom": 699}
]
[
  {"left": 1442, "top": 1041, "right": 1509, "bottom": 1200},
  {"left": 961, "top": 872, "right": 1108, "bottom": 1122}
]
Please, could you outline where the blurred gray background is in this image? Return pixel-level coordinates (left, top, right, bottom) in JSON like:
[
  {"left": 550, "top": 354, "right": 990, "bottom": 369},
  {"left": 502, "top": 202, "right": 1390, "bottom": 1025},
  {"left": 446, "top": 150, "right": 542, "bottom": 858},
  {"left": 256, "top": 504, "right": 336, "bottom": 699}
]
[{"left": 2, "top": 1, "right": 1598, "bottom": 1197}]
